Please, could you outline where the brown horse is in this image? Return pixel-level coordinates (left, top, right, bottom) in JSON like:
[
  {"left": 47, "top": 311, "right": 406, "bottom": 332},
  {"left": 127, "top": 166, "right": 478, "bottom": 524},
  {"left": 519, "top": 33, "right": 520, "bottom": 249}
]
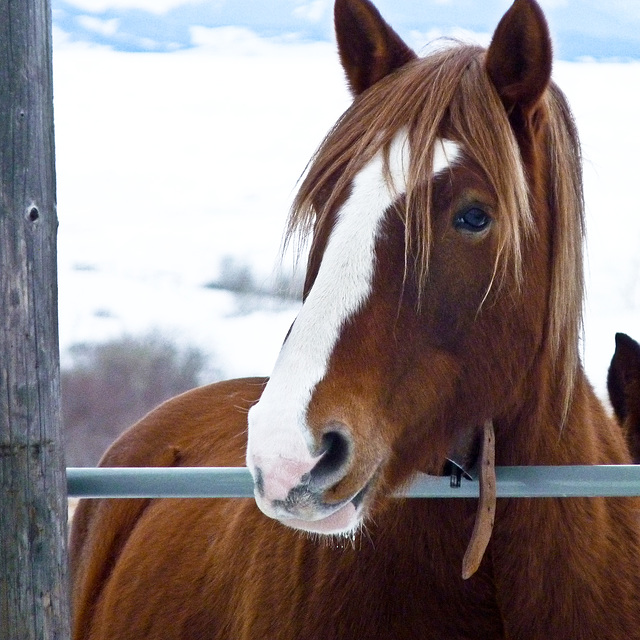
[
  {"left": 70, "top": 0, "right": 640, "bottom": 638},
  {"left": 609, "top": 332, "right": 640, "bottom": 462}
]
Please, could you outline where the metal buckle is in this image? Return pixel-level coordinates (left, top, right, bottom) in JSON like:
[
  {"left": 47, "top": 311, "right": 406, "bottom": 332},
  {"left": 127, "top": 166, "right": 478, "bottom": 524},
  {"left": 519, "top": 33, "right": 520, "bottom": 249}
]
[{"left": 445, "top": 458, "right": 474, "bottom": 488}]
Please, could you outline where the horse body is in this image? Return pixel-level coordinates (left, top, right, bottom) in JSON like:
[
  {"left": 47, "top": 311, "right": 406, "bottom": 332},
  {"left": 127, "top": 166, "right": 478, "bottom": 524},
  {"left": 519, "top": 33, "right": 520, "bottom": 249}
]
[
  {"left": 71, "top": 379, "right": 502, "bottom": 640},
  {"left": 71, "top": 0, "right": 640, "bottom": 637},
  {"left": 71, "top": 375, "right": 638, "bottom": 639}
]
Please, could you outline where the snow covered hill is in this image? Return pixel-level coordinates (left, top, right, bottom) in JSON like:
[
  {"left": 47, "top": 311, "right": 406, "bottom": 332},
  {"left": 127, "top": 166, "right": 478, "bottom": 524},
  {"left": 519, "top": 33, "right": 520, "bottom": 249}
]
[{"left": 53, "top": 37, "right": 640, "bottom": 401}]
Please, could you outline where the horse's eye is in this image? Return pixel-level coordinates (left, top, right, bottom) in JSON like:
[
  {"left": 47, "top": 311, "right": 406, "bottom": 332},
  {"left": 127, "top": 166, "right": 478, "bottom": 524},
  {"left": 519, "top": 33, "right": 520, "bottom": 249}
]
[{"left": 454, "top": 207, "right": 491, "bottom": 233}]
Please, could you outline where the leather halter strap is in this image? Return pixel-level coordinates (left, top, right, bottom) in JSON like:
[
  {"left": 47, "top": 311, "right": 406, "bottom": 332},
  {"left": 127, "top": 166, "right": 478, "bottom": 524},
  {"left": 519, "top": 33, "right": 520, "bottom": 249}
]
[
  {"left": 422, "top": 420, "right": 497, "bottom": 579},
  {"left": 461, "top": 421, "right": 496, "bottom": 579}
]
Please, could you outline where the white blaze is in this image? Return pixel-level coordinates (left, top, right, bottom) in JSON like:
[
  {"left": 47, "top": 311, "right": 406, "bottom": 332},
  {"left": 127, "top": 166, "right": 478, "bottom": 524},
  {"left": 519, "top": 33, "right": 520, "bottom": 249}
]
[{"left": 247, "top": 132, "right": 460, "bottom": 479}]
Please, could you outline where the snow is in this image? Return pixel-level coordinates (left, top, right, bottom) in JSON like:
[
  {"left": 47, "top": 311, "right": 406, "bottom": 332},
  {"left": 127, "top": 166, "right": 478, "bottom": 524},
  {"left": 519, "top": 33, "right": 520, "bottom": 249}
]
[
  {"left": 54, "top": 41, "right": 349, "bottom": 379},
  {"left": 53, "top": 41, "right": 640, "bottom": 400}
]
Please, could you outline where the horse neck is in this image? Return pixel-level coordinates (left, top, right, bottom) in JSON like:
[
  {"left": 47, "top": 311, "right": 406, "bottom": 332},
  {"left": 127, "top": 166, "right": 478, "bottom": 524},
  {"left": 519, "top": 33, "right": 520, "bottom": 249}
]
[{"left": 496, "top": 354, "right": 630, "bottom": 466}]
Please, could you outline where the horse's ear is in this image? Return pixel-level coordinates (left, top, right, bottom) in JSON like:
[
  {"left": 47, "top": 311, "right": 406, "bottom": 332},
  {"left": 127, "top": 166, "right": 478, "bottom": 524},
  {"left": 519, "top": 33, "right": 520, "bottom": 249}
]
[
  {"left": 608, "top": 333, "right": 640, "bottom": 425},
  {"left": 334, "top": 0, "right": 416, "bottom": 96},
  {"left": 485, "top": 0, "right": 552, "bottom": 120}
]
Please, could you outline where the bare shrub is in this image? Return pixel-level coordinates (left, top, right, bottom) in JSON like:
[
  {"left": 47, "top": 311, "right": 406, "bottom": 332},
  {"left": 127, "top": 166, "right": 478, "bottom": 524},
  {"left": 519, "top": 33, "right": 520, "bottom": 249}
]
[
  {"left": 62, "top": 333, "right": 211, "bottom": 466},
  {"left": 204, "top": 255, "right": 303, "bottom": 315},
  {"left": 207, "top": 256, "right": 257, "bottom": 295}
]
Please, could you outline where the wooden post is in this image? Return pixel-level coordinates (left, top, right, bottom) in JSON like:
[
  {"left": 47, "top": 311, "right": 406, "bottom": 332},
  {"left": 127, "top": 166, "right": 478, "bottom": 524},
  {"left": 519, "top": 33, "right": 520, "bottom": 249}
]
[{"left": 0, "top": 0, "right": 71, "bottom": 637}]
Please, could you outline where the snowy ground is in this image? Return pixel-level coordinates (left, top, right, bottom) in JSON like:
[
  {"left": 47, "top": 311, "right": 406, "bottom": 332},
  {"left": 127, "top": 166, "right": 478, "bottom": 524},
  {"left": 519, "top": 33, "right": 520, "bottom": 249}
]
[{"left": 53, "top": 36, "right": 640, "bottom": 401}]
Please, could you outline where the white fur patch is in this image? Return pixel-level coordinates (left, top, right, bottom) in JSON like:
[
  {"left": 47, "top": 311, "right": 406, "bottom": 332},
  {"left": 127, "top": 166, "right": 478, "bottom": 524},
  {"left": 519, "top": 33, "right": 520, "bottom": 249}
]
[{"left": 247, "top": 133, "right": 460, "bottom": 481}]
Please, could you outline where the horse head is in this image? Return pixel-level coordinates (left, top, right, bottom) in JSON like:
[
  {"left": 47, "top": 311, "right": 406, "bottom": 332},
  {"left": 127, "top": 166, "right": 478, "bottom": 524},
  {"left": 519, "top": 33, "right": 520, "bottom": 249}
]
[{"left": 246, "top": 0, "right": 584, "bottom": 537}]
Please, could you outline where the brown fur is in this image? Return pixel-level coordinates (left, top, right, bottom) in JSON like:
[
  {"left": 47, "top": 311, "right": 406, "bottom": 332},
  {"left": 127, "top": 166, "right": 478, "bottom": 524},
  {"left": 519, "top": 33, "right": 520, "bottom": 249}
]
[{"left": 71, "top": 1, "right": 640, "bottom": 638}]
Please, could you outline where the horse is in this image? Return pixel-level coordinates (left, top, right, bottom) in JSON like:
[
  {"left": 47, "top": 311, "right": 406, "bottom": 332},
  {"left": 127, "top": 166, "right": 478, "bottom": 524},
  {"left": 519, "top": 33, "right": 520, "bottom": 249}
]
[
  {"left": 608, "top": 333, "right": 640, "bottom": 462},
  {"left": 69, "top": 0, "right": 640, "bottom": 638}
]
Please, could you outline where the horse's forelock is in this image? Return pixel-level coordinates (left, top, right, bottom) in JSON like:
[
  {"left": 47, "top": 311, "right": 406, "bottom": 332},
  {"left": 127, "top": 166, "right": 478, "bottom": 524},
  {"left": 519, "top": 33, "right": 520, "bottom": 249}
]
[{"left": 287, "top": 46, "right": 532, "bottom": 293}]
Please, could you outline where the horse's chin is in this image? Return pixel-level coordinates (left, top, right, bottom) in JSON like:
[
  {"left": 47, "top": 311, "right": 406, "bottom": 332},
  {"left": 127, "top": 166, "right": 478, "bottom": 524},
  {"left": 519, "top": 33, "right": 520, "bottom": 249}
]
[
  {"left": 255, "top": 479, "right": 372, "bottom": 537},
  {"left": 278, "top": 500, "right": 363, "bottom": 536}
]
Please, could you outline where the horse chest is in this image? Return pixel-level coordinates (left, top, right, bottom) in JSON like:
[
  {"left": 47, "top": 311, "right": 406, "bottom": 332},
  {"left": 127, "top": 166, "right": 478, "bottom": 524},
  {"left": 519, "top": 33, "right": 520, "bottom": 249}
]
[{"left": 222, "top": 501, "right": 504, "bottom": 640}]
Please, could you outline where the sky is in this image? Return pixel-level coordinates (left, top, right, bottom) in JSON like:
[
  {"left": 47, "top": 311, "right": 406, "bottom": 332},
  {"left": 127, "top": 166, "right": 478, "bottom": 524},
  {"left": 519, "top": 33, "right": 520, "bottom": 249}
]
[{"left": 52, "top": 0, "right": 640, "bottom": 59}]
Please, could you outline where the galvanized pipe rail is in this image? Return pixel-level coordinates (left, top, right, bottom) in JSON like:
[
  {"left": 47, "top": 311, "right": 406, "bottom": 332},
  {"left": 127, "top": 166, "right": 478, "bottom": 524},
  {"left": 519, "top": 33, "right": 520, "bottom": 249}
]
[{"left": 67, "top": 465, "right": 640, "bottom": 499}]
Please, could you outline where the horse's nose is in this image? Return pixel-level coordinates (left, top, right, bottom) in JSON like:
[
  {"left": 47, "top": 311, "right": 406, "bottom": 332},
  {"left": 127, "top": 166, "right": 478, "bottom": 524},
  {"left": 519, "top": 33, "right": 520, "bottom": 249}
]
[{"left": 250, "top": 425, "right": 353, "bottom": 506}]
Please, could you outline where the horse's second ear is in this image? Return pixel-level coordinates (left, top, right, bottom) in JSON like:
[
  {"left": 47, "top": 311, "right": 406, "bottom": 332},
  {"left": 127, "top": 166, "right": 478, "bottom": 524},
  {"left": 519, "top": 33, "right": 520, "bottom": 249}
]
[
  {"left": 334, "top": 0, "right": 416, "bottom": 96},
  {"left": 608, "top": 333, "right": 640, "bottom": 425},
  {"left": 485, "top": 0, "right": 552, "bottom": 119}
]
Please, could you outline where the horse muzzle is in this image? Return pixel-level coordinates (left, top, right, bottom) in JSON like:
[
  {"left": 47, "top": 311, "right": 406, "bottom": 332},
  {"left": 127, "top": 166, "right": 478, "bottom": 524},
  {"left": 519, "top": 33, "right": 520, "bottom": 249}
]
[
  {"left": 249, "top": 448, "right": 375, "bottom": 535},
  {"left": 254, "top": 479, "right": 370, "bottom": 535}
]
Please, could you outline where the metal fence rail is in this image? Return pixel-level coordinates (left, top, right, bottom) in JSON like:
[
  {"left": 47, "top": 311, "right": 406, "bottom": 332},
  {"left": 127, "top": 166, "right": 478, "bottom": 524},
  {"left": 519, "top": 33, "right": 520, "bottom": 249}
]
[{"left": 67, "top": 465, "right": 640, "bottom": 499}]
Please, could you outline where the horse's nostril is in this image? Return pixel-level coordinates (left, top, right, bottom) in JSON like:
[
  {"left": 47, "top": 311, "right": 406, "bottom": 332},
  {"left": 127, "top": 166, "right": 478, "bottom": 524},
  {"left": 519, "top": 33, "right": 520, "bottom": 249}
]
[
  {"left": 254, "top": 467, "right": 265, "bottom": 498},
  {"left": 307, "top": 428, "right": 353, "bottom": 491}
]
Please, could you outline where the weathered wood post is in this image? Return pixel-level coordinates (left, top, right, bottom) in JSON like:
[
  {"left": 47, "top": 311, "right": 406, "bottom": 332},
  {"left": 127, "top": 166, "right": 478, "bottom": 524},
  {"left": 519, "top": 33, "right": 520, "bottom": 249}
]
[{"left": 0, "top": 0, "right": 71, "bottom": 637}]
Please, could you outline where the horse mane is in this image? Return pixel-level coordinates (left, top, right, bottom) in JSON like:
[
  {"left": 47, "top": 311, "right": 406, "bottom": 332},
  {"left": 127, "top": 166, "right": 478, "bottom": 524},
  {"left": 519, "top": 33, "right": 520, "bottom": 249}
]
[
  {"left": 543, "top": 82, "right": 585, "bottom": 423},
  {"left": 287, "top": 43, "right": 585, "bottom": 423}
]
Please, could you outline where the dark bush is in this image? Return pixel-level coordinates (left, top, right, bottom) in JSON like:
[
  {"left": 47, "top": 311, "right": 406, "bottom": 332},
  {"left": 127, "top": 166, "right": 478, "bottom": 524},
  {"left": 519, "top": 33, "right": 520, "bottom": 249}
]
[{"left": 62, "top": 333, "right": 211, "bottom": 466}]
